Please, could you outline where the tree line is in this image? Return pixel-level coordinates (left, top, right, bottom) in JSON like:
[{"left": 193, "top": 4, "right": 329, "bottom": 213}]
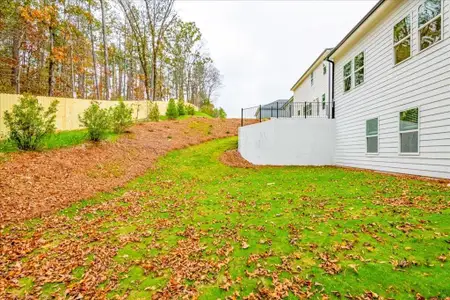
[{"left": 0, "top": 0, "right": 223, "bottom": 107}]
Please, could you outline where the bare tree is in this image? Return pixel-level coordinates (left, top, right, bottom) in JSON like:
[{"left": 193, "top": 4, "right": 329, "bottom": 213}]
[
  {"left": 144, "top": 0, "right": 176, "bottom": 101},
  {"left": 100, "top": 0, "right": 110, "bottom": 100},
  {"left": 117, "top": 0, "right": 151, "bottom": 100},
  {"left": 88, "top": 0, "right": 100, "bottom": 99}
]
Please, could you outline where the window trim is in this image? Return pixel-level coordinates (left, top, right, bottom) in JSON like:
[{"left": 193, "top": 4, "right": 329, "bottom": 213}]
[
  {"left": 343, "top": 61, "right": 352, "bottom": 92},
  {"left": 354, "top": 51, "right": 365, "bottom": 87},
  {"left": 366, "top": 117, "right": 379, "bottom": 155},
  {"left": 393, "top": 13, "right": 412, "bottom": 66},
  {"left": 399, "top": 107, "right": 420, "bottom": 155},
  {"left": 310, "top": 71, "right": 314, "bottom": 86},
  {"left": 417, "top": 0, "right": 443, "bottom": 53}
]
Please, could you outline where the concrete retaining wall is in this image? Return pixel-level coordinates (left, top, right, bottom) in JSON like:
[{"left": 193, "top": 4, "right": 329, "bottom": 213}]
[{"left": 238, "top": 118, "right": 336, "bottom": 165}]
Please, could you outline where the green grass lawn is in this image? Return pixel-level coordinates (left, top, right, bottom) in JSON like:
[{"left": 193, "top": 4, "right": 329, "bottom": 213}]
[
  {"left": 2, "top": 137, "right": 449, "bottom": 299},
  {"left": 0, "top": 129, "right": 118, "bottom": 153}
]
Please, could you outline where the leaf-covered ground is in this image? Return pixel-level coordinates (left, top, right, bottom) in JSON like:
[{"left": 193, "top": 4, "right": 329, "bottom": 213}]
[
  {"left": 1, "top": 137, "right": 449, "bottom": 299},
  {"left": 0, "top": 118, "right": 242, "bottom": 224}
]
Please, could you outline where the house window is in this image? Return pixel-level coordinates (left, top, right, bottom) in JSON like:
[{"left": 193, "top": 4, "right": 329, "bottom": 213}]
[
  {"left": 399, "top": 108, "right": 419, "bottom": 153},
  {"left": 366, "top": 118, "right": 379, "bottom": 154},
  {"left": 393, "top": 15, "right": 411, "bottom": 64},
  {"left": 343, "top": 61, "right": 352, "bottom": 92},
  {"left": 418, "top": 0, "right": 442, "bottom": 51},
  {"left": 354, "top": 52, "right": 364, "bottom": 86},
  {"left": 322, "top": 94, "right": 326, "bottom": 110},
  {"left": 310, "top": 71, "right": 314, "bottom": 86},
  {"left": 323, "top": 64, "right": 327, "bottom": 75}
]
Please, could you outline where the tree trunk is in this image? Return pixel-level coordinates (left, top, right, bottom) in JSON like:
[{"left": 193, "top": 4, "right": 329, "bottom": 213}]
[
  {"left": 88, "top": 2, "right": 100, "bottom": 99},
  {"left": 70, "top": 39, "right": 76, "bottom": 98},
  {"left": 11, "top": 32, "right": 22, "bottom": 94},
  {"left": 100, "top": 0, "right": 110, "bottom": 100},
  {"left": 48, "top": 26, "right": 56, "bottom": 96}
]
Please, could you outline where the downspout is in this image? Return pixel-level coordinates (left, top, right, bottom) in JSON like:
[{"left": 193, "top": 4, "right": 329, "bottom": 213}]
[{"left": 325, "top": 58, "right": 335, "bottom": 119}]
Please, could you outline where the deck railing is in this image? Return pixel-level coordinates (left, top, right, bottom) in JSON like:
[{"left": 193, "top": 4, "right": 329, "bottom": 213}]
[{"left": 241, "top": 101, "right": 335, "bottom": 126}]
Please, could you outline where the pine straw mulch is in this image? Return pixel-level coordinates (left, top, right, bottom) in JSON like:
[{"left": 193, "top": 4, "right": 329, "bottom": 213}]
[
  {"left": 219, "top": 150, "right": 257, "bottom": 168},
  {"left": 0, "top": 118, "right": 244, "bottom": 225}
]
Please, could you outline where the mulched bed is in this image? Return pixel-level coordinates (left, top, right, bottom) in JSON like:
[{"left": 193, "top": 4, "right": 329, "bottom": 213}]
[
  {"left": 220, "top": 149, "right": 257, "bottom": 168},
  {"left": 0, "top": 118, "right": 243, "bottom": 225}
]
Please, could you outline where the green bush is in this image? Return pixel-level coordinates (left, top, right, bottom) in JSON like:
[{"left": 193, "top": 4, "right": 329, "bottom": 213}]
[
  {"left": 200, "top": 103, "right": 214, "bottom": 117},
  {"left": 3, "top": 94, "right": 59, "bottom": 150},
  {"left": 219, "top": 108, "right": 227, "bottom": 119},
  {"left": 186, "top": 105, "right": 195, "bottom": 116},
  {"left": 110, "top": 99, "right": 133, "bottom": 133},
  {"left": 166, "top": 99, "right": 179, "bottom": 120},
  {"left": 149, "top": 102, "right": 160, "bottom": 121},
  {"left": 177, "top": 100, "right": 186, "bottom": 116},
  {"left": 79, "top": 101, "right": 111, "bottom": 141}
]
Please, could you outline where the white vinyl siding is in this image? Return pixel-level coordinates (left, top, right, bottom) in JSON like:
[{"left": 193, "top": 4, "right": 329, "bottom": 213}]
[
  {"left": 292, "top": 55, "right": 332, "bottom": 119},
  {"left": 334, "top": 0, "right": 450, "bottom": 179}
]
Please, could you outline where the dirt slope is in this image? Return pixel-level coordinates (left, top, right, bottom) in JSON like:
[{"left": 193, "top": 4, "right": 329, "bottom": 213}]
[{"left": 0, "top": 118, "right": 242, "bottom": 225}]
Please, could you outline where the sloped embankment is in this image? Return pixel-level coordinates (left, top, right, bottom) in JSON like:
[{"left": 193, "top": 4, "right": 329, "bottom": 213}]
[{"left": 0, "top": 118, "right": 243, "bottom": 224}]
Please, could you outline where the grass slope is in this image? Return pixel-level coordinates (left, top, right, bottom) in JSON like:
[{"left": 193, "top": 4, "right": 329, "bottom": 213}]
[{"left": 2, "top": 137, "right": 449, "bottom": 299}]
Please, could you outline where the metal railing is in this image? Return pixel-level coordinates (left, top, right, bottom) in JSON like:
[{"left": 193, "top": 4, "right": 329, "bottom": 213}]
[{"left": 241, "top": 101, "right": 335, "bottom": 126}]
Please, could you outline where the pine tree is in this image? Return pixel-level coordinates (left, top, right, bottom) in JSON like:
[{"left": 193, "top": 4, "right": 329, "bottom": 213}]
[{"left": 166, "top": 99, "right": 178, "bottom": 120}]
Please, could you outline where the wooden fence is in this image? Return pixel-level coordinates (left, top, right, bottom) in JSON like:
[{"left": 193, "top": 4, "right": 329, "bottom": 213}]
[{"left": 0, "top": 94, "right": 193, "bottom": 137}]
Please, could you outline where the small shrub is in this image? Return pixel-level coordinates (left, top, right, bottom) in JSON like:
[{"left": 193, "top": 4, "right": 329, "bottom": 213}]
[
  {"left": 200, "top": 103, "right": 214, "bottom": 117},
  {"left": 79, "top": 101, "right": 111, "bottom": 141},
  {"left": 111, "top": 99, "right": 133, "bottom": 133},
  {"left": 3, "top": 94, "right": 59, "bottom": 150},
  {"left": 219, "top": 108, "right": 227, "bottom": 119},
  {"left": 149, "top": 103, "right": 160, "bottom": 121},
  {"left": 177, "top": 100, "right": 186, "bottom": 116},
  {"left": 166, "top": 99, "right": 179, "bottom": 120},
  {"left": 186, "top": 105, "right": 195, "bottom": 116}
]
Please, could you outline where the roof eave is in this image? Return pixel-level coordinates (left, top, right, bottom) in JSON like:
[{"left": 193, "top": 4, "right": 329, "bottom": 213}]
[
  {"left": 327, "top": 0, "right": 389, "bottom": 60},
  {"left": 290, "top": 48, "right": 333, "bottom": 92}
]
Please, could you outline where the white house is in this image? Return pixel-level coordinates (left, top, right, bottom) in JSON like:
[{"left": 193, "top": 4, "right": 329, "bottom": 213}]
[
  {"left": 329, "top": 0, "right": 450, "bottom": 179},
  {"left": 239, "top": 0, "right": 450, "bottom": 179},
  {"left": 290, "top": 49, "right": 333, "bottom": 118}
]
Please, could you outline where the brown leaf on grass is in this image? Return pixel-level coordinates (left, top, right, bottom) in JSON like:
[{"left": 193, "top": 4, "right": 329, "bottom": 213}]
[
  {"left": 348, "top": 264, "right": 359, "bottom": 274},
  {"left": 241, "top": 241, "right": 250, "bottom": 249},
  {"left": 416, "top": 293, "right": 426, "bottom": 300},
  {"left": 318, "top": 253, "right": 342, "bottom": 275},
  {"left": 219, "top": 271, "right": 233, "bottom": 291},
  {"left": 216, "top": 242, "right": 234, "bottom": 257},
  {"left": 247, "top": 250, "right": 273, "bottom": 266},
  {"left": 437, "top": 254, "right": 447, "bottom": 262}
]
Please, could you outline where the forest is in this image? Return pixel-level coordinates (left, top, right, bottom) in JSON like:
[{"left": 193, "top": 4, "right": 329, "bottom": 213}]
[{"left": 0, "top": 0, "right": 222, "bottom": 107}]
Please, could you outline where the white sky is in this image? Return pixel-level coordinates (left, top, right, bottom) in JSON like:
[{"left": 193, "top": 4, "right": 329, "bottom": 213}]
[{"left": 175, "top": 0, "right": 377, "bottom": 117}]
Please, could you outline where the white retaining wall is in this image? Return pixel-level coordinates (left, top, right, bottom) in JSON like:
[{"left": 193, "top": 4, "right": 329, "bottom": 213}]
[{"left": 238, "top": 118, "right": 336, "bottom": 165}]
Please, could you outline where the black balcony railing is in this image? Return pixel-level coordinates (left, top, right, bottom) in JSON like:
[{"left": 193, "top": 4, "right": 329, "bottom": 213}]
[{"left": 241, "top": 101, "right": 335, "bottom": 126}]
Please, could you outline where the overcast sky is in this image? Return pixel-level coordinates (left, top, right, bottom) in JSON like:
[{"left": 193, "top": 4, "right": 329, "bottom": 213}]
[{"left": 175, "top": 0, "right": 377, "bottom": 117}]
